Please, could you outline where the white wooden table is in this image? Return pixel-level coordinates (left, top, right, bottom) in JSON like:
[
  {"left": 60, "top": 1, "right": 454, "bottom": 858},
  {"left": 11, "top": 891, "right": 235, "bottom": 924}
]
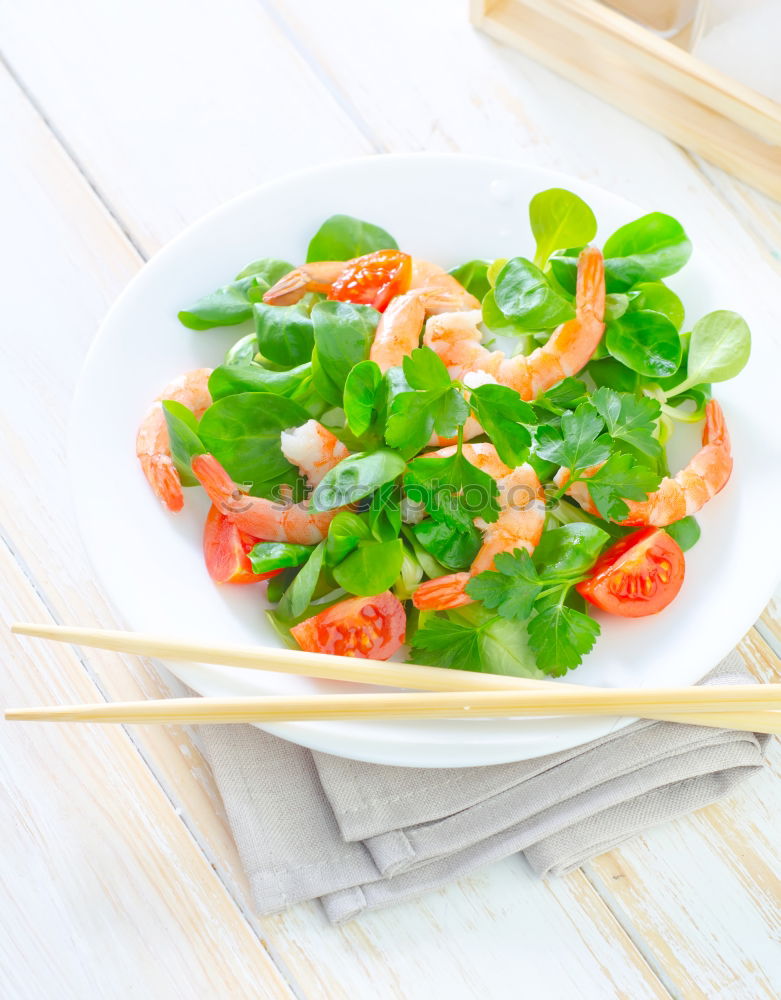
[{"left": 2, "top": 2, "right": 780, "bottom": 996}]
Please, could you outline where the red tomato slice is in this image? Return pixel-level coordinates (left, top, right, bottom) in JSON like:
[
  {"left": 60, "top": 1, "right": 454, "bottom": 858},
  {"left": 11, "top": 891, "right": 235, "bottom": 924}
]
[
  {"left": 576, "top": 527, "right": 685, "bottom": 618},
  {"left": 203, "top": 505, "right": 282, "bottom": 585},
  {"left": 291, "top": 592, "right": 406, "bottom": 659},
  {"left": 328, "top": 250, "right": 412, "bottom": 312}
]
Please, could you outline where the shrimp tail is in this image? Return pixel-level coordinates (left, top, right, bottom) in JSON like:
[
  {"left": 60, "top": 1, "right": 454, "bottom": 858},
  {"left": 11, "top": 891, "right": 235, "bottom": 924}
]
[
  {"left": 704, "top": 398, "right": 729, "bottom": 449},
  {"left": 263, "top": 262, "right": 346, "bottom": 306},
  {"left": 577, "top": 244, "right": 606, "bottom": 326},
  {"left": 412, "top": 572, "right": 473, "bottom": 611},
  {"left": 138, "top": 453, "right": 184, "bottom": 513},
  {"left": 191, "top": 453, "right": 247, "bottom": 516},
  {"left": 136, "top": 368, "right": 212, "bottom": 512}
]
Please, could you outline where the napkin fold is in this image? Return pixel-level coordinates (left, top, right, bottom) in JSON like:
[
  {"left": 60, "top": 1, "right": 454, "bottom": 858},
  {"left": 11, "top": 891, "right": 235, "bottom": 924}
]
[{"left": 200, "top": 650, "right": 768, "bottom": 923}]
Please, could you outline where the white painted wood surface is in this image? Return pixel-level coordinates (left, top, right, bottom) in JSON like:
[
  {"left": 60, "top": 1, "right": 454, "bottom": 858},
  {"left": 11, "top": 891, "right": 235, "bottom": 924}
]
[{"left": 0, "top": 1, "right": 779, "bottom": 996}]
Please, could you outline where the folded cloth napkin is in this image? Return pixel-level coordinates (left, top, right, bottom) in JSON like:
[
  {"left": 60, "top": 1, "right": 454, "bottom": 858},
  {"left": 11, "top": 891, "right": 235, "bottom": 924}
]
[{"left": 200, "top": 650, "right": 768, "bottom": 923}]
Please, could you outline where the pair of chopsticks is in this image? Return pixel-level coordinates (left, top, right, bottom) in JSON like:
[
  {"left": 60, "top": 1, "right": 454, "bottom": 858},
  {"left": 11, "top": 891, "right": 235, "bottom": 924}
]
[{"left": 5, "top": 623, "right": 781, "bottom": 734}]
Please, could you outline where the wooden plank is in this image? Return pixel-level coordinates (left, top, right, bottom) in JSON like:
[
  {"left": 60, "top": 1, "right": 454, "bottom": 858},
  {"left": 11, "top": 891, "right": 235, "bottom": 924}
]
[
  {"left": 584, "top": 629, "right": 781, "bottom": 1000},
  {"left": 0, "top": 57, "right": 257, "bottom": 905},
  {"left": 256, "top": 0, "right": 779, "bottom": 281},
  {"left": 0, "top": 0, "right": 373, "bottom": 255},
  {"left": 471, "top": 0, "right": 781, "bottom": 199},
  {"left": 0, "top": 544, "right": 294, "bottom": 1000},
  {"left": 260, "top": 866, "right": 670, "bottom": 1000},
  {"left": 687, "top": 155, "right": 781, "bottom": 275}
]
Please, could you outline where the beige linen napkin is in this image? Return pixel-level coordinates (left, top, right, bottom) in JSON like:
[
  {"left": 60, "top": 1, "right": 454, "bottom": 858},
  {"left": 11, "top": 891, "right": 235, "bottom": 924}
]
[{"left": 200, "top": 650, "right": 768, "bottom": 923}]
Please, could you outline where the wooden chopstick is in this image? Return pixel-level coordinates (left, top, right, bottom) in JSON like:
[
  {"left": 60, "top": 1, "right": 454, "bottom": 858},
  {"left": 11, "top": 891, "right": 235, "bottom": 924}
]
[
  {"left": 11, "top": 622, "right": 781, "bottom": 732},
  {"left": 6, "top": 686, "right": 781, "bottom": 733}
]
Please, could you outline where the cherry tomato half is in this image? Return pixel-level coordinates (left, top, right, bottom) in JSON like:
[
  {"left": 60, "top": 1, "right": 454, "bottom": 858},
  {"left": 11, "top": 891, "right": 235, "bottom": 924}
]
[
  {"left": 203, "top": 504, "right": 282, "bottom": 585},
  {"left": 328, "top": 250, "right": 412, "bottom": 312},
  {"left": 291, "top": 592, "right": 406, "bottom": 659},
  {"left": 576, "top": 527, "right": 685, "bottom": 618}
]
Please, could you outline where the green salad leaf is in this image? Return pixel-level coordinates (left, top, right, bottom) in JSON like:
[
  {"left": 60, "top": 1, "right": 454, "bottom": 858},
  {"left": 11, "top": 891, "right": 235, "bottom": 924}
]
[
  {"left": 254, "top": 302, "right": 314, "bottom": 367},
  {"left": 311, "top": 450, "right": 406, "bottom": 512},
  {"left": 325, "top": 511, "right": 371, "bottom": 564},
  {"left": 586, "top": 357, "right": 639, "bottom": 393},
  {"left": 311, "top": 301, "right": 379, "bottom": 407},
  {"left": 664, "top": 516, "right": 701, "bottom": 552},
  {"left": 533, "top": 523, "right": 610, "bottom": 576},
  {"left": 412, "top": 518, "right": 482, "bottom": 572},
  {"left": 332, "top": 538, "right": 404, "bottom": 596},
  {"left": 198, "top": 392, "right": 309, "bottom": 497},
  {"left": 493, "top": 257, "right": 575, "bottom": 330},
  {"left": 208, "top": 361, "right": 312, "bottom": 401},
  {"left": 605, "top": 310, "right": 682, "bottom": 377},
  {"left": 681, "top": 310, "right": 751, "bottom": 387},
  {"left": 276, "top": 541, "right": 326, "bottom": 620},
  {"left": 234, "top": 258, "right": 295, "bottom": 284},
  {"left": 178, "top": 258, "right": 293, "bottom": 330},
  {"left": 529, "top": 188, "right": 597, "bottom": 268},
  {"left": 449, "top": 260, "right": 491, "bottom": 300},
  {"left": 602, "top": 213, "right": 692, "bottom": 291},
  {"left": 224, "top": 332, "right": 258, "bottom": 366},
  {"left": 307, "top": 214, "right": 397, "bottom": 263},
  {"left": 248, "top": 541, "right": 313, "bottom": 574},
  {"left": 368, "top": 481, "right": 402, "bottom": 541},
  {"left": 343, "top": 360, "right": 384, "bottom": 437},
  {"left": 629, "top": 281, "right": 685, "bottom": 330},
  {"left": 162, "top": 400, "right": 205, "bottom": 486}
]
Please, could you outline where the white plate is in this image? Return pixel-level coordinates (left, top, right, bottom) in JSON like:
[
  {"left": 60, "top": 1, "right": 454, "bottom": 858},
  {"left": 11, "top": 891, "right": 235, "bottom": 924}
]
[{"left": 70, "top": 154, "right": 781, "bottom": 767}]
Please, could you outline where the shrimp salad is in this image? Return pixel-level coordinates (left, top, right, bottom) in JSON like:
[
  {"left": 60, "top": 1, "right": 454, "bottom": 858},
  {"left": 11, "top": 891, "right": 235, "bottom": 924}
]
[{"left": 137, "top": 191, "right": 751, "bottom": 678}]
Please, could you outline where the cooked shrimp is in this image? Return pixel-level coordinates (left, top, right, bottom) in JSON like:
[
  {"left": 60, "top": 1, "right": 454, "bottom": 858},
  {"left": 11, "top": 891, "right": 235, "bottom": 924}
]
[
  {"left": 191, "top": 419, "right": 348, "bottom": 543},
  {"left": 555, "top": 399, "right": 732, "bottom": 527},
  {"left": 412, "top": 444, "right": 545, "bottom": 610},
  {"left": 369, "top": 293, "right": 426, "bottom": 372},
  {"left": 262, "top": 261, "right": 347, "bottom": 306},
  {"left": 191, "top": 453, "right": 338, "bottom": 544},
  {"left": 423, "top": 247, "right": 605, "bottom": 398},
  {"left": 280, "top": 419, "right": 350, "bottom": 486},
  {"left": 136, "top": 368, "right": 213, "bottom": 512},
  {"left": 408, "top": 260, "right": 481, "bottom": 313},
  {"left": 368, "top": 260, "right": 480, "bottom": 372}
]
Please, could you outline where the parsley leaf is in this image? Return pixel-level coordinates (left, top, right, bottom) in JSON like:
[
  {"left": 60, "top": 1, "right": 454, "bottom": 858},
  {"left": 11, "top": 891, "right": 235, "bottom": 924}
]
[
  {"left": 408, "top": 616, "right": 483, "bottom": 672},
  {"left": 405, "top": 444, "right": 500, "bottom": 525},
  {"left": 535, "top": 402, "right": 611, "bottom": 471},
  {"left": 385, "top": 348, "right": 468, "bottom": 458},
  {"left": 403, "top": 346, "right": 451, "bottom": 390},
  {"left": 465, "top": 549, "right": 542, "bottom": 621},
  {"left": 592, "top": 387, "right": 662, "bottom": 459},
  {"left": 585, "top": 452, "right": 662, "bottom": 520},
  {"left": 528, "top": 604, "right": 600, "bottom": 675},
  {"left": 469, "top": 383, "right": 537, "bottom": 467},
  {"left": 409, "top": 609, "right": 545, "bottom": 678}
]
